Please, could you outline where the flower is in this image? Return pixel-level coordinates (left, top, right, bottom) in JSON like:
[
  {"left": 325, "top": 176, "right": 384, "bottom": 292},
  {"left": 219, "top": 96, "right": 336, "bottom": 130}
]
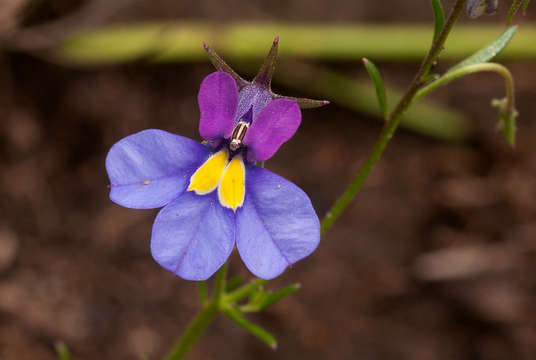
[{"left": 105, "top": 39, "right": 326, "bottom": 281}]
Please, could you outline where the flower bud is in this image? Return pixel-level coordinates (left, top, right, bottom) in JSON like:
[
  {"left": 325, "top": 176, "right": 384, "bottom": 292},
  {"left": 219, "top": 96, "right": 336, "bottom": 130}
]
[{"left": 467, "top": 0, "right": 499, "bottom": 18}]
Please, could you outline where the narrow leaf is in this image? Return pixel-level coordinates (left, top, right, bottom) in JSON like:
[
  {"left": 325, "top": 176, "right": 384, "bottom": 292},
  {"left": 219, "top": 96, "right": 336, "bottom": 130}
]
[
  {"left": 257, "top": 284, "right": 300, "bottom": 311},
  {"left": 431, "top": 0, "right": 445, "bottom": 42},
  {"left": 362, "top": 58, "right": 388, "bottom": 117},
  {"left": 225, "top": 279, "right": 267, "bottom": 302},
  {"left": 449, "top": 26, "right": 517, "bottom": 72},
  {"left": 223, "top": 306, "right": 277, "bottom": 349}
]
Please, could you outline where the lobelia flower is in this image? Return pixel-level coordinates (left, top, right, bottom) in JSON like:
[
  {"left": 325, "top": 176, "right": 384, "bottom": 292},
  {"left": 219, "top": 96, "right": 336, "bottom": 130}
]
[{"left": 105, "top": 38, "right": 328, "bottom": 281}]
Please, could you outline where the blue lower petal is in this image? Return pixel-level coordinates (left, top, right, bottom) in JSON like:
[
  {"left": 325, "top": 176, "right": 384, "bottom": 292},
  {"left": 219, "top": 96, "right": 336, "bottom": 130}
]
[
  {"left": 236, "top": 166, "right": 320, "bottom": 279},
  {"left": 151, "top": 191, "right": 235, "bottom": 281},
  {"left": 106, "top": 129, "right": 210, "bottom": 209}
]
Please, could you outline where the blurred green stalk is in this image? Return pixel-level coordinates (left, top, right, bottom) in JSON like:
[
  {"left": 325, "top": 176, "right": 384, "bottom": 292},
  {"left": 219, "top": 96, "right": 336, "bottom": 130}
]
[{"left": 57, "top": 22, "right": 536, "bottom": 64}]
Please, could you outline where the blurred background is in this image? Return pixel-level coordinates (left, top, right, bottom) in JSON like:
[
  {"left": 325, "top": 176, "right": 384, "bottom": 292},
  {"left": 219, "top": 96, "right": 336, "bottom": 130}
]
[{"left": 1, "top": 0, "right": 536, "bottom": 359}]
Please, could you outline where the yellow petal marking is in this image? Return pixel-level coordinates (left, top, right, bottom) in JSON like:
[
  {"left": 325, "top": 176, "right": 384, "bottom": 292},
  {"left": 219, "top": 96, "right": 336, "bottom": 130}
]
[
  {"left": 187, "top": 150, "right": 228, "bottom": 195},
  {"left": 218, "top": 155, "right": 246, "bottom": 212}
]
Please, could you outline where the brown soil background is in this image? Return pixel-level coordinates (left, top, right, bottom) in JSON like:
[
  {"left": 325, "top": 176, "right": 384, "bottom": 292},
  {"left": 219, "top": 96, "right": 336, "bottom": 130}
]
[{"left": 1, "top": 1, "right": 536, "bottom": 359}]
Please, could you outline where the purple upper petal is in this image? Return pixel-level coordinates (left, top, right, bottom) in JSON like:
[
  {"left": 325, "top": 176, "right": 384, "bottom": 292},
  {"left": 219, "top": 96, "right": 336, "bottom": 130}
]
[
  {"left": 198, "top": 71, "right": 239, "bottom": 141},
  {"left": 151, "top": 191, "right": 235, "bottom": 281},
  {"left": 243, "top": 99, "right": 301, "bottom": 162},
  {"left": 106, "top": 129, "right": 210, "bottom": 209},
  {"left": 236, "top": 165, "right": 320, "bottom": 279}
]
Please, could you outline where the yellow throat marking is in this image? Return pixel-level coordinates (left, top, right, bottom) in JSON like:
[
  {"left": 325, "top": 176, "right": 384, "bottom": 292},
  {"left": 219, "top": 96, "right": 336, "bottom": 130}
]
[
  {"left": 218, "top": 155, "right": 246, "bottom": 212},
  {"left": 187, "top": 150, "right": 228, "bottom": 195},
  {"left": 187, "top": 150, "right": 246, "bottom": 212}
]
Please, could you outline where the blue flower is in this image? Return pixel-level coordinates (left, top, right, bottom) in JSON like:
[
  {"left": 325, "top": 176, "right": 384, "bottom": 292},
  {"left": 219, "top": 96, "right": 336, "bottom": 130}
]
[{"left": 105, "top": 40, "right": 324, "bottom": 280}]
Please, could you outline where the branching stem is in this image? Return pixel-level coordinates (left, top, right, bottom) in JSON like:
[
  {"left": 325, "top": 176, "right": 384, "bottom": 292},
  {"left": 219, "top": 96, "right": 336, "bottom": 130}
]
[{"left": 320, "top": 0, "right": 468, "bottom": 234}]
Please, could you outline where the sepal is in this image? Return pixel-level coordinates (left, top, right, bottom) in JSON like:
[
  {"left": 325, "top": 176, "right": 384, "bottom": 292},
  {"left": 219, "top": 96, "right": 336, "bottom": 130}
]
[
  {"left": 203, "top": 43, "right": 249, "bottom": 89},
  {"left": 253, "top": 37, "right": 279, "bottom": 89}
]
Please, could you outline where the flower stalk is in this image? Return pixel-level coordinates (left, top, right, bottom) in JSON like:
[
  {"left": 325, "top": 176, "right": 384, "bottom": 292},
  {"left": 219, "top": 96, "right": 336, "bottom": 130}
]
[
  {"left": 163, "top": 264, "right": 228, "bottom": 360},
  {"left": 321, "top": 0, "right": 468, "bottom": 234}
]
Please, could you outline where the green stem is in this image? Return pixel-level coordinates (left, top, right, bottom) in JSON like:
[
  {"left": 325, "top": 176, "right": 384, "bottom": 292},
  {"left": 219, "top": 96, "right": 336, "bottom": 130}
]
[
  {"left": 320, "top": 0, "right": 467, "bottom": 234},
  {"left": 197, "top": 281, "right": 208, "bottom": 305},
  {"left": 162, "top": 303, "right": 219, "bottom": 360},
  {"left": 163, "top": 263, "right": 228, "bottom": 360},
  {"left": 414, "top": 63, "right": 515, "bottom": 113}
]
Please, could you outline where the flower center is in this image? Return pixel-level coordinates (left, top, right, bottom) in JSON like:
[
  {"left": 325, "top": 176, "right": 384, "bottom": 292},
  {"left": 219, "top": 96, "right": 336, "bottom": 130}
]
[{"left": 187, "top": 149, "right": 246, "bottom": 212}]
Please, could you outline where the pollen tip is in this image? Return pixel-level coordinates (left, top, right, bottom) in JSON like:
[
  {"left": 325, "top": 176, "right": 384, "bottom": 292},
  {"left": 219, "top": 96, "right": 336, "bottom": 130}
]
[
  {"left": 273, "top": 36, "right": 279, "bottom": 45},
  {"left": 202, "top": 42, "right": 209, "bottom": 51},
  {"left": 362, "top": 57, "right": 369, "bottom": 63},
  {"left": 270, "top": 343, "right": 278, "bottom": 350},
  {"left": 322, "top": 100, "right": 330, "bottom": 105}
]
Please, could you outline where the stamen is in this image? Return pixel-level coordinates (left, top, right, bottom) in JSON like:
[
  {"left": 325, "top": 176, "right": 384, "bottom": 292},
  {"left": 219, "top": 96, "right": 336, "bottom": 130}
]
[{"left": 229, "top": 121, "right": 249, "bottom": 151}]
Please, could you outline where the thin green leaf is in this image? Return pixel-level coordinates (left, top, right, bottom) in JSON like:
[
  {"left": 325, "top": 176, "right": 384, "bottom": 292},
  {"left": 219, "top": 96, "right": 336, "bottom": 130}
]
[
  {"left": 507, "top": 0, "right": 523, "bottom": 24},
  {"left": 449, "top": 26, "right": 517, "bottom": 72},
  {"left": 55, "top": 342, "right": 72, "bottom": 360},
  {"left": 362, "top": 58, "right": 388, "bottom": 117},
  {"left": 225, "top": 275, "right": 245, "bottom": 292},
  {"left": 225, "top": 279, "right": 267, "bottom": 303},
  {"left": 222, "top": 306, "right": 277, "bottom": 349},
  {"left": 257, "top": 284, "right": 300, "bottom": 311},
  {"left": 431, "top": 0, "right": 445, "bottom": 42}
]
